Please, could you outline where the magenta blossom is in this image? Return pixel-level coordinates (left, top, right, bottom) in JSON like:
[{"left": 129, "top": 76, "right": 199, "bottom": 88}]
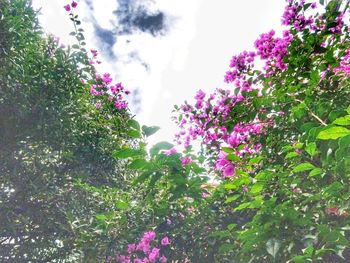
[
  {"left": 127, "top": 243, "right": 136, "bottom": 254},
  {"left": 142, "top": 231, "right": 156, "bottom": 243},
  {"left": 165, "top": 147, "right": 177, "bottom": 156},
  {"left": 71, "top": 1, "right": 77, "bottom": 8},
  {"left": 181, "top": 156, "right": 192, "bottom": 166},
  {"left": 223, "top": 165, "right": 235, "bottom": 178},
  {"left": 161, "top": 236, "right": 170, "bottom": 246},
  {"left": 242, "top": 185, "right": 249, "bottom": 193},
  {"left": 148, "top": 247, "right": 160, "bottom": 262},
  {"left": 63, "top": 4, "right": 71, "bottom": 11}
]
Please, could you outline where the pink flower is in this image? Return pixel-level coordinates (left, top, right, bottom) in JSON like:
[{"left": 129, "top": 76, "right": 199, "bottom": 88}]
[
  {"left": 242, "top": 185, "right": 249, "bottom": 193},
  {"left": 161, "top": 236, "right": 170, "bottom": 246},
  {"left": 166, "top": 218, "right": 172, "bottom": 225},
  {"left": 292, "top": 187, "right": 301, "bottom": 194},
  {"left": 159, "top": 256, "right": 167, "bottom": 263},
  {"left": 325, "top": 207, "right": 339, "bottom": 216},
  {"left": 294, "top": 149, "right": 301, "bottom": 155},
  {"left": 91, "top": 49, "right": 98, "bottom": 57},
  {"left": 142, "top": 231, "right": 156, "bottom": 243},
  {"left": 202, "top": 192, "right": 210, "bottom": 198},
  {"left": 181, "top": 156, "right": 192, "bottom": 166},
  {"left": 95, "top": 102, "right": 102, "bottom": 109},
  {"left": 64, "top": 4, "right": 71, "bottom": 11},
  {"left": 127, "top": 243, "right": 136, "bottom": 254},
  {"left": 71, "top": 1, "right": 77, "bottom": 8},
  {"left": 102, "top": 73, "right": 113, "bottom": 84},
  {"left": 223, "top": 165, "right": 235, "bottom": 178},
  {"left": 148, "top": 247, "right": 160, "bottom": 262},
  {"left": 165, "top": 147, "right": 177, "bottom": 156}
]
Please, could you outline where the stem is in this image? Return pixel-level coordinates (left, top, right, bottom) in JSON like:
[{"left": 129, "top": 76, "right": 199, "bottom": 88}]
[
  {"left": 344, "top": 0, "right": 350, "bottom": 13},
  {"left": 295, "top": 99, "right": 327, "bottom": 126}
]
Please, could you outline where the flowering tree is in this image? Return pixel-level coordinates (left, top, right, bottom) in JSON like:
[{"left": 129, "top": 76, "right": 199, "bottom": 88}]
[
  {"left": 2, "top": 0, "right": 350, "bottom": 262},
  {"left": 115, "top": 0, "right": 350, "bottom": 262}
]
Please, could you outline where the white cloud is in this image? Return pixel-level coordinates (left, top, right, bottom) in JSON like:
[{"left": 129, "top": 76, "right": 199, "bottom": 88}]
[{"left": 32, "top": 0, "right": 286, "bottom": 145}]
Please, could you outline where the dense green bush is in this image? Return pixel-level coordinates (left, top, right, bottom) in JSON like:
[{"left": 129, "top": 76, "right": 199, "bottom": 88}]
[{"left": 0, "top": 0, "right": 134, "bottom": 261}]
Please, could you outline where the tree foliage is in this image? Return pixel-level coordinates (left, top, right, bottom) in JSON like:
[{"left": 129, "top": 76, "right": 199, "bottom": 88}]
[{"left": 0, "top": 0, "right": 134, "bottom": 261}]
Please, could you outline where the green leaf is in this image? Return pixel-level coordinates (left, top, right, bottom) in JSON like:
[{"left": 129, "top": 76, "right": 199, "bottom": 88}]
[
  {"left": 294, "top": 142, "right": 304, "bottom": 149},
  {"left": 226, "top": 153, "right": 240, "bottom": 162},
  {"left": 133, "top": 171, "right": 153, "bottom": 185},
  {"left": 116, "top": 201, "right": 128, "bottom": 210},
  {"left": 339, "top": 135, "right": 350, "bottom": 148},
  {"left": 95, "top": 214, "right": 107, "bottom": 221},
  {"left": 324, "top": 182, "right": 343, "bottom": 195},
  {"left": 309, "top": 168, "right": 323, "bottom": 177},
  {"left": 113, "top": 148, "right": 144, "bottom": 158},
  {"left": 219, "top": 243, "right": 233, "bottom": 253},
  {"left": 225, "top": 194, "right": 240, "bottom": 203},
  {"left": 293, "top": 163, "right": 315, "bottom": 173},
  {"left": 127, "top": 129, "right": 141, "bottom": 138},
  {"left": 142, "top": 125, "right": 160, "bottom": 137},
  {"left": 234, "top": 202, "right": 251, "bottom": 211},
  {"left": 292, "top": 255, "right": 309, "bottom": 263},
  {"left": 249, "top": 156, "right": 264, "bottom": 165},
  {"left": 150, "top": 141, "right": 174, "bottom": 156},
  {"left": 250, "top": 183, "right": 264, "bottom": 194},
  {"left": 222, "top": 147, "right": 234, "bottom": 154},
  {"left": 286, "top": 152, "right": 299, "bottom": 159},
  {"left": 255, "top": 171, "right": 274, "bottom": 181},
  {"left": 128, "top": 119, "right": 140, "bottom": 131},
  {"left": 305, "top": 142, "right": 317, "bottom": 157},
  {"left": 227, "top": 223, "right": 236, "bottom": 231},
  {"left": 129, "top": 159, "right": 149, "bottom": 170},
  {"left": 317, "top": 126, "right": 350, "bottom": 140},
  {"left": 266, "top": 238, "right": 281, "bottom": 258},
  {"left": 333, "top": 115, "right": 350, "bottom": 126}
]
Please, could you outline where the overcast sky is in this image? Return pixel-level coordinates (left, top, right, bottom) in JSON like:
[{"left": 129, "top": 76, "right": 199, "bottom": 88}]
[{"left": 32, "top": 0, "right": 286, "bottom": 144}]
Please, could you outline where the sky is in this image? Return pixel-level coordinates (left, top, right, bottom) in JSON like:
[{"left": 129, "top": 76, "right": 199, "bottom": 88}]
[{"left": 32, "top": 0, "right": 286, "bottom": 145}]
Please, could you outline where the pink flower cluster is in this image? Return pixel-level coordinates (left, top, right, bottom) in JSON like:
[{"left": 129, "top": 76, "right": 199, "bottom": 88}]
[
  {"left": 64, "top": 1, "right": 77, "bottom": 12},
  {"left": 63, "top": 6, "right": 129, "bottom": 111},
  {"left": 334, "top": 49, "right": 350, "bottom": 76},
  {"left": 175, "top": 3, "right": 329, "bottom": 178},
  {"left": 329, "top": 12, "right": 344, "bottom": 34},
  {"left": 114, "top": 231, "right": 170, "bottom": 263},
  {"left": 224, "top": 51, "right": 255, "bottom": 89},
  {"left": 86, "top": 50, "right": 130, "bottom": 110},
  {"left": 225, "top": 28, "right": 293, "bottom": 84},
  {"left": 214, "top": 122, "right": 264, "bottom": 178},
  {"left": 175, "top": 86, "right": 268, "bottom": 178},
  {"left": 281, "top": 1, "right": 315, "bottom": 31},
  {"left": 175, "top": 0, "right": 350, "bottom": 179},
  {"left": 180, "top": 156, "right": 192, "bottom": 166},
  {"left": 254, "top": 29, "right": 293, "bottom": 72}
]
